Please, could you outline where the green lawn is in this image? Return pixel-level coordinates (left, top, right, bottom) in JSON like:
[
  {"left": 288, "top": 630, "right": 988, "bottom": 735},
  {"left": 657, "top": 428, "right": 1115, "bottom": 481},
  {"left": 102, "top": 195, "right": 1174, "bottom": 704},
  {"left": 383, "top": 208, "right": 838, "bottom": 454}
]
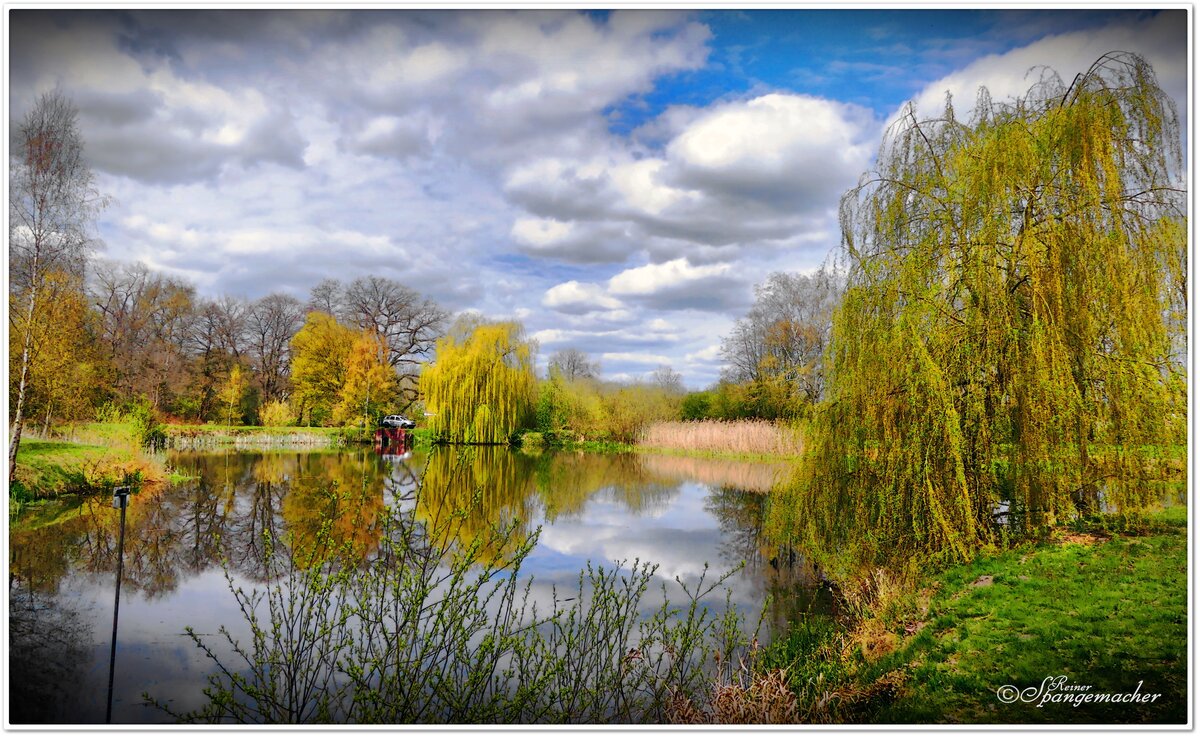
[
  {"left": 11, "top": 435, "right": 159, "bottom": 501},
  {"left": 863, "top": 510, "right": 1188, "bottom": 724}
]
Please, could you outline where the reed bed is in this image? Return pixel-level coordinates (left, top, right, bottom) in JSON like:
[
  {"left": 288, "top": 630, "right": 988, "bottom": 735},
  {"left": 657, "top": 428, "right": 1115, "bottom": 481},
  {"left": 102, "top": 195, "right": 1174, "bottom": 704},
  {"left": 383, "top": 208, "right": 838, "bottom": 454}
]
[{"left": 638, "top": 421, "right": 804, "bottom": 458}]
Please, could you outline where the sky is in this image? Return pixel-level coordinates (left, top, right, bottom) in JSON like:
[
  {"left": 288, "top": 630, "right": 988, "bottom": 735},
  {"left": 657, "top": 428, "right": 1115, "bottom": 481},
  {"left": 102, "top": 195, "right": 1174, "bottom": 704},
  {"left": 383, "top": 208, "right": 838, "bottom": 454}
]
[{"left": 6, "top": 8, "right": 1189, "bottom": 388}]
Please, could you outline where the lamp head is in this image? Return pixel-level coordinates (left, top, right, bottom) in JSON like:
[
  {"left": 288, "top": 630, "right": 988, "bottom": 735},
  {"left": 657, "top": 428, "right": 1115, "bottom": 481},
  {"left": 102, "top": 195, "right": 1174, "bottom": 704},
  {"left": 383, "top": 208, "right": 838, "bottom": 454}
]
[{"left": 112, "top": 486, "right": 131, "bottom": 509}]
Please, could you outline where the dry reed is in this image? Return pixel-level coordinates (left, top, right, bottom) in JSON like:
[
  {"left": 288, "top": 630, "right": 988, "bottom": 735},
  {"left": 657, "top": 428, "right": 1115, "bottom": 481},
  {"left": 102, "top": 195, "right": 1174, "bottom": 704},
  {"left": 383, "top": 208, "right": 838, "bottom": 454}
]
[{"left": 639, "top": 421, "right": 804, "bottom": 457}]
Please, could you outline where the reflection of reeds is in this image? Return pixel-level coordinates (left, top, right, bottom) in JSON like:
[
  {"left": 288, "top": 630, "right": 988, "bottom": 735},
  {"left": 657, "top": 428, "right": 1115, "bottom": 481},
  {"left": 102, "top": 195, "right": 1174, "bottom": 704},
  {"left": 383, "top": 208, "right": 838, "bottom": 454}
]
[
  {"left": 639, "top": 421, "right": 804, "bottom": 458},
  {"left": 639, "top": 454, "right": 794, "bottom": 494},
  {"left": 169, "top": 431, "right": 343, "bottom": 450}
]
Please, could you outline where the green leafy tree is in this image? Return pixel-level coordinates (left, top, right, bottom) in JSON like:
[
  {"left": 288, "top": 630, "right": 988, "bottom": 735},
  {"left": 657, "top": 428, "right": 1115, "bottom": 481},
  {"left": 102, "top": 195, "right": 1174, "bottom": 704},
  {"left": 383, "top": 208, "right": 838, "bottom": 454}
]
[
  {"left": 773, "top": 53, "right": 1186, "bottom": 570},
  {"left": 419, "top": 318, "right": 536, "bottom": 444}
]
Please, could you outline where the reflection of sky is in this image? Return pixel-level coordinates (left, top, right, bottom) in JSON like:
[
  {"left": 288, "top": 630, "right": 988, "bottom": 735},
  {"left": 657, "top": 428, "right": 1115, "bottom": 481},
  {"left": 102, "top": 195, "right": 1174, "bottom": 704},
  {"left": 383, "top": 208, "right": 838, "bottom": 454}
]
[
  {"left": 17, "top": 568, "right": 258, "bottom": 724},
  {"left": 522, "top": 479, "right": 768, "bottom": 632},
  {"left": 9, "top": 449, "right": 787, "bottom": 725}
]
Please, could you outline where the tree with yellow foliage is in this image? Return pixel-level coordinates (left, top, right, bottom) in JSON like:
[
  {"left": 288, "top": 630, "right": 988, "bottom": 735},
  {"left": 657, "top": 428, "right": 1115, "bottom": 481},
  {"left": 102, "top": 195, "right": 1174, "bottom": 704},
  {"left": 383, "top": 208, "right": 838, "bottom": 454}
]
[
  {"left": 333, "top": 330, "right": 398, "bottom": 428},
  {"left": 218, "top": 364, "right": 248, "bottom": 426},
  {"left": 8, "top": 271, "right": 110, "bottom": 432},
  {"left": 290, "top": 312, "right": 355, "bottom": 426},
  {"left": 419, "top": 318, "right": 536, "bottom": 444}
]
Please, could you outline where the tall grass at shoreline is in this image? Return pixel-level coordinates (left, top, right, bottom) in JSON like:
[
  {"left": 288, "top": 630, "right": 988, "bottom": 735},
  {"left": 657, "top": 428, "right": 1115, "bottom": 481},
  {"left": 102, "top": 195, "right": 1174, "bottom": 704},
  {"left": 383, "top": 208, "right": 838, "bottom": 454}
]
[{"left": 639, "top": 421, "right": 804, "bottom": 458}]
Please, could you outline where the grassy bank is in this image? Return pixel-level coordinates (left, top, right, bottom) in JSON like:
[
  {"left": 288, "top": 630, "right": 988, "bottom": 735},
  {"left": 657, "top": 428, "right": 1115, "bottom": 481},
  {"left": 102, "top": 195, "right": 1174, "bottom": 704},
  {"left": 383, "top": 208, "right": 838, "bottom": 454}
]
[
  {"left": 10, "top": 433, "right": 170, "bottom": 506},
  {"left": 751, "top": 507, "right": 1188, "bottom": 725}
]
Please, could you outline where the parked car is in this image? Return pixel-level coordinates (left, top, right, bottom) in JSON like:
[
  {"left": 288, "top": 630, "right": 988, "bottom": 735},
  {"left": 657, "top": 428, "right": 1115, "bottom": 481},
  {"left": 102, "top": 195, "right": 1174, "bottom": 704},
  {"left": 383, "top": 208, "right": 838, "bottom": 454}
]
[{"left": 381, "top": 414, "right": 416, "bottom": 429}]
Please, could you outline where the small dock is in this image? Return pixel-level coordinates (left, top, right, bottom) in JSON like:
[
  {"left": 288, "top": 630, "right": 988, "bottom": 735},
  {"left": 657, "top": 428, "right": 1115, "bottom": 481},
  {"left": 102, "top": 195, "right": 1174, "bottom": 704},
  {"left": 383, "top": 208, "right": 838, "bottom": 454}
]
[{"left": 374, "top": 427, "right": 409, "bottom": 452}]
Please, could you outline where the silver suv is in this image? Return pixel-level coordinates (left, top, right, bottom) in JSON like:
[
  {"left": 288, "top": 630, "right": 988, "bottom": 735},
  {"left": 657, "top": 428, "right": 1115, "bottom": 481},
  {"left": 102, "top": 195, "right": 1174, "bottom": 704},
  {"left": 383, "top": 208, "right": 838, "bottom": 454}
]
[{"left": 381, "top": 414, "right": 416, "bottom": 429}]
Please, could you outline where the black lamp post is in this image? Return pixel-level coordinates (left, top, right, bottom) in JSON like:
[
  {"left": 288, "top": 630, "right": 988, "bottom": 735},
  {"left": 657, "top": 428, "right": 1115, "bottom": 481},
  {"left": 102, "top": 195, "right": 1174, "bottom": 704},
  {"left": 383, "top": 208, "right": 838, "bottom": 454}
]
[{"left": 106, "top": 486, "right": 130, "bottom": 724}]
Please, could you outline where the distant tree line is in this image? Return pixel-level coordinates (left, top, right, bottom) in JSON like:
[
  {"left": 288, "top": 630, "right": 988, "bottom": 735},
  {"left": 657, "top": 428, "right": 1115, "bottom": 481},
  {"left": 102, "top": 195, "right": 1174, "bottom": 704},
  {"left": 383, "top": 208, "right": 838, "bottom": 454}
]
[
  {"left": 678, "top": 265, "right": 842, "bottom": 423},
  {"left": 8, "top": 92, "right": 449, "bottom": 449}
]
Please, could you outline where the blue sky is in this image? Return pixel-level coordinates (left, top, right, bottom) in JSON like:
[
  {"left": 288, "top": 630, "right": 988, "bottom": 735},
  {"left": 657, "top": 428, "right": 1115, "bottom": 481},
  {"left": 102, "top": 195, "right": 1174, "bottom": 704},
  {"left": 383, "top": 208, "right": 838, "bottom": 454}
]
[{"left": 7, "top": 8, "right": 1188, "bottom": 387}]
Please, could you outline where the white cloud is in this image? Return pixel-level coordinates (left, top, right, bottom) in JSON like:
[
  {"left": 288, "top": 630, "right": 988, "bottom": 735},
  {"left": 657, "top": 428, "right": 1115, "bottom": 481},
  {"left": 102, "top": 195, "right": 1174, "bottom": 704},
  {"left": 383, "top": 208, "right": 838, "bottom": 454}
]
[
  {"left": 369, "top": 39, "right": 465, "bottom": 89},
  {"left": 666, "top": 93, "right": 876, "bottom": 208},
  {"left": 601, "top": 351, "right": 674, "bottom": 365},
  {"left": 542, "top": 280, "right": 624, "bottom": 314},
  {"left": 685, "top": 344, "right": 723, "bottom": 363},
  {"left": 512, "top": 217, "right": 574, "bottom": 247},
  {"left": 607, "top": 258, "right": 731, "bottom": 297},
  {"left": 903, "top": 11, "right": 1186, "bottom": 127}
]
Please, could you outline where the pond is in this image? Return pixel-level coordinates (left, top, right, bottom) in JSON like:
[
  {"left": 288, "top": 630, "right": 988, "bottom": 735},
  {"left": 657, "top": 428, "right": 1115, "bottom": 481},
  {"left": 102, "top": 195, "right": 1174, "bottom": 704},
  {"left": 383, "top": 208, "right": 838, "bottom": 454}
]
[{"left": 8, "top": 446, "right": 830, "bottom": 724}]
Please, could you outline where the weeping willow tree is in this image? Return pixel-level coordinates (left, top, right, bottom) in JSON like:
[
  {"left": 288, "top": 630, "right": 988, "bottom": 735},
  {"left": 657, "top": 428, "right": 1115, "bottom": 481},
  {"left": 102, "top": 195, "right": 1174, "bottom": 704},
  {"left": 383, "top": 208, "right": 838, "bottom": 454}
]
[
  {"left": 419, "top": 317, "right": 537, "bottom": 444},
  {"left": 771, "top": 52, "right": 1186, "bottom": 571}
]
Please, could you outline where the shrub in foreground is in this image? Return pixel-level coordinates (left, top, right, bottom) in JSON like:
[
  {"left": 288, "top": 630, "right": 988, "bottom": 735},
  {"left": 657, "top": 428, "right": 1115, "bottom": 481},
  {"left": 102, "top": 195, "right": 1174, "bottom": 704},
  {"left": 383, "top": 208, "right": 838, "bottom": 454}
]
[{"left": 151, "top": 470, "right": 760, "bottom": 724}]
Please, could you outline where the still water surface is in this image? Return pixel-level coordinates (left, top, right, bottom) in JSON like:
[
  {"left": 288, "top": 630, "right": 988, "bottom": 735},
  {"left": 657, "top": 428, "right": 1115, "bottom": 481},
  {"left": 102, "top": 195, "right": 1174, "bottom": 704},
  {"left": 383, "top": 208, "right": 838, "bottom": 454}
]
[{"left": 9, "top": 447, "right": 828, "bottom": 724}]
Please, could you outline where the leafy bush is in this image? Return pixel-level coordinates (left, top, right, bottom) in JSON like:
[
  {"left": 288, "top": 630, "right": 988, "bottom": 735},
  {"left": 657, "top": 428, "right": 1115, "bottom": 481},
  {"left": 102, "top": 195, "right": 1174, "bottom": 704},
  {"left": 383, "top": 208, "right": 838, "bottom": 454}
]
[
  {"left": 127, "top": 398, "right": 167, "bottom": 449},
  {"left": 260, "top": 399, "right": 294, "bottom": 428},
  {"left": 536, "top": 376, "right": 681, "bottom": 444}
]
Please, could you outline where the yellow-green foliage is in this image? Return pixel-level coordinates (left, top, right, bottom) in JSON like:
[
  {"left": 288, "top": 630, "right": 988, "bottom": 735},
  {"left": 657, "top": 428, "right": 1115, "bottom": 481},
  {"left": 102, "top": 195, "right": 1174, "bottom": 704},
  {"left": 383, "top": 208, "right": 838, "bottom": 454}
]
[
  {"left": 259, "top": 399, "right": 294, "bottom": 427},
  {"left": 9, "top": 271, "right": 111, "bottom": 428},
  {"left": 772, "top": 53, "right": 1186, "bottom": 569},
  {"left": 218, "top": 364, "right": 248, "bottom": 426},
  {"left": 536, "top": 372, "right": 682, "bottom": 444},
  {"left": 290, "top": 312, "right": 356, "bottom": 425},
  {"left": 419, "top": 319, "right": 536, "bottom": 444},
  {"left": 333, "top": 331, "right": 398, "bottom": 428},
  {"left": 416, "top": 446, "right": 538, "bottom": 562}
]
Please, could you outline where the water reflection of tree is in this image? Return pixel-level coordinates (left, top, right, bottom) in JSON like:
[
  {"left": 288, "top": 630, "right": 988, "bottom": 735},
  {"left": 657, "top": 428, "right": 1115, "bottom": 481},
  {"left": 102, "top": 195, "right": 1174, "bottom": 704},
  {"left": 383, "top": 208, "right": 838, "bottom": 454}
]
[
  {"left": 9, "top": 452, "right": 397, "bottom": 596},
  {"left": 8, "top": 583, "right": 92, "bottom": 723},
  {"left": 532, "top": 451, "right": 681, "bottom": 521},
  {"left": 705, "top": 486, "right": 833, "bottom": 628},
  {"left": 416, "top": 446, "right": 538, "bottom": 563},
  {"left": 9, "top": 449, "right": 788, "bottom": 605}
]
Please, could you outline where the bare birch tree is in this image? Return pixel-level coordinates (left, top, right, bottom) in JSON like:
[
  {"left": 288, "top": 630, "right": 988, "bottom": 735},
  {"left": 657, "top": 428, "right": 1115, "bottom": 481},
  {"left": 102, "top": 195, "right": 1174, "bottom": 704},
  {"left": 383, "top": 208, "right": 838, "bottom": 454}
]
[{"left": 9, "top": 90, "right": 106, "bottom": 476}]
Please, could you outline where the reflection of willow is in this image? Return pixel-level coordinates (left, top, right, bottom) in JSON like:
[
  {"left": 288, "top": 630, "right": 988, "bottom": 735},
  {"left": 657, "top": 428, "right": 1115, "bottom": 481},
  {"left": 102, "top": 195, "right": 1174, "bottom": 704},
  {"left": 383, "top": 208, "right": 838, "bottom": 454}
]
[
  {"left": 415, "top": 446, "right": 538, "bottom": 563},
  {"left": 8, "top": 583, "right": 93, "bottom": 723},
  {"left": 705, "top": 486, "right": 832, "bottom": 629},
  {"left": 532, "top": 452, "right": 681, "bottom": 521}
]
